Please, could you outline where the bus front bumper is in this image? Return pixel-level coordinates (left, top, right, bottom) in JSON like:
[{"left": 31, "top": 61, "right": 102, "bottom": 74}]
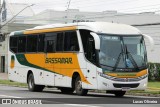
[{"left": 97, "top": 74, "right": 148, "bottom": 91}]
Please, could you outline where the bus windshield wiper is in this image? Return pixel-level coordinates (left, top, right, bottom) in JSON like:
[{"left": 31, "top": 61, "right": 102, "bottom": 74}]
[
  {"left": 124, "top": 45, "right": 139, "bottom": 70},
  {"left": 112, "top": 38, "right": 125, "bottom": 71},
  {"left": 112, "top": 52, "right": 123, "bottom": 71},
  {"left": 112, "top": 45, "right": 140, "bottom": 71}
]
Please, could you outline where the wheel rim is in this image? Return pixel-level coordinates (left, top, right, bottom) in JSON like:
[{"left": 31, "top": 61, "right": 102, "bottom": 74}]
[
  {"left": 77, "top": 80, "right": 82, "bottom": 91},
  {"left": 29, "top": 76, "right": 33, "bottom": 89}
]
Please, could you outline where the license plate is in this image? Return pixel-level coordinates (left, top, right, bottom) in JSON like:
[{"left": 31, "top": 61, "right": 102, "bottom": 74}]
[{"left": 122, "top": 87, "right": 130, "bottom": 91}]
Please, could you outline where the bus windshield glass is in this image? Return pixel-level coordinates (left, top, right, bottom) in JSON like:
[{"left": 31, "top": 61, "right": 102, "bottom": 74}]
[{"left": 98, "top": 34, "right": 147, "bottom": 72}]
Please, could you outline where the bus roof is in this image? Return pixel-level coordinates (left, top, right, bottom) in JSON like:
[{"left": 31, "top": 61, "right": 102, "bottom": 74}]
[
  {"left": 77, "top": 22, "right": 141, "bottom": 35},
  {"left": 11, "top": 22, "right": 141, "bottom": 36}
]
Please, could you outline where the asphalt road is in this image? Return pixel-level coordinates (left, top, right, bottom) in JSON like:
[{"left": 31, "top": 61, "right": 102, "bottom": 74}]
[{"left": 0, "top": 85, "right": 160, "bottom": 107}]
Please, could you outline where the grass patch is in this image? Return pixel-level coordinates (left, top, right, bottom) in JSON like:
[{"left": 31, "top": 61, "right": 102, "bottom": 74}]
[
  {"left": 0, "top": 80, "right": 27, "bottom": 87},
  {"left": 127, "top": 81, "right": 160, "bottom": 96},
  {"left": 148, "top": 81, "right": 160, "bottom": 88},
  {"left": 127, "top": 90, "right": 160, "bottom": 95}
]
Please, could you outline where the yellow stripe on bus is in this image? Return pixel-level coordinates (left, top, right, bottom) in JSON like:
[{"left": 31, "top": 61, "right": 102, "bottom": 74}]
[
  {"left": 24, "top": 26, "right": 77, "bottom": 34},
  {"left": 105, "top": 69, "right": 147, "bottom": 78},
  {"left": 24, "top": 53, "right": 90, "bottom": 84}
]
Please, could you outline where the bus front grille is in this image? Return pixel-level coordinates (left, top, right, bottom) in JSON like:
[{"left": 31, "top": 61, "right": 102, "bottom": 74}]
[
  {"left": 112, "top": 78, "right": 141, "bottom": 82},
  {"left": 113, "top": 83, "right": 139, "bottom": 88}
]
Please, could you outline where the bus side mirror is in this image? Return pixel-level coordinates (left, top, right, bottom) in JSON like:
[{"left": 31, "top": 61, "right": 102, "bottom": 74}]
[
  {"left": 143, "top": 34, "right": 154, "bottom": 51},
  {"left": 90, "top": 32, "right": 100, "bottom": 50}
]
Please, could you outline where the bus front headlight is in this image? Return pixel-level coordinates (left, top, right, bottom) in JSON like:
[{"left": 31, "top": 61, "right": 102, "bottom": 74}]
[
  {"left": 138, "top": 74, "right": 148, "bottom": 80},
  {"left": 97, "top": 71, "right": 113, "bottom": 79},
  {"left": 143, "top": 83, "right": 147, "bottom": 87}
]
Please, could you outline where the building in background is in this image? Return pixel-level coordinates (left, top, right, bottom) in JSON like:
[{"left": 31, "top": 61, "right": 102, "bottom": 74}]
[
  {"left": 0, "top": 1, "right": 38, "bottom": 73},
  {"left": 0, "top": 1, "right": 160, "bottom": 72}
]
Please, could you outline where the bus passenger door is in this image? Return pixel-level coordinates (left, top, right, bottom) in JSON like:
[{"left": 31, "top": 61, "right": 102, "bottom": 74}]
[
  {"left": 86, "top": 37, "right": 98, "bottom": 89},
  {"left": 44, "top": 34, "right": 56, "bottom": 86}
]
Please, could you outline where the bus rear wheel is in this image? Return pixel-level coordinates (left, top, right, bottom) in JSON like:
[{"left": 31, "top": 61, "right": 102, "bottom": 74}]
[
  {"left": 28, "top": 73, "right": 44, "bottom": 92},
  {"left": 75, "top": 76, "right": 88, "bottom": 96}
]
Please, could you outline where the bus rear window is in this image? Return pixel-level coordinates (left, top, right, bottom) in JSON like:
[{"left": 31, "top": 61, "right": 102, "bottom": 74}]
[
  {"left": 18, "top": 36, "right": 26, "bottom": 53},
  {"left": 10, "top": 36, "right": 18, "bottom": 53}
]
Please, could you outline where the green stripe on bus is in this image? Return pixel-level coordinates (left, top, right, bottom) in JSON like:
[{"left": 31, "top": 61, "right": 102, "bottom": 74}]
[{"left": 15, "top": 54, "right": 60, "bottom": 75}]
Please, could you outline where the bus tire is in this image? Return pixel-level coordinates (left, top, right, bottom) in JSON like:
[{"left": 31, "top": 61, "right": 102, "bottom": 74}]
[
  {"left": 60, "top": 87, "right": 74, "bottom": 94},
  {"left": 75, "top": 76, "right": 88, "bottom": 96},
  {"left": 27, "top": 73, "right": 44, "bottom": 92},
  {"left": 114, "top": 91, "right": 126, "bottom": 97},
  {"left": 107, "top": 91, "right": 126, "bottom": 97}
]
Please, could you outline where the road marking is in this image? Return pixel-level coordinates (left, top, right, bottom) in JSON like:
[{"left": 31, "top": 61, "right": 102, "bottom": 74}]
[
  {"left": 0, "top": 95, "right": 22, "bottom": 98},
  {"left": 65, "top": 104, "right": 101, "bottom": 107}
]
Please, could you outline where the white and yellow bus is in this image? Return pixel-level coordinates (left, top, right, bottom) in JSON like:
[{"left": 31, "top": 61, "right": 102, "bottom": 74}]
[{"left": 8, "top": 22, "right": 153, "bottom": 97}]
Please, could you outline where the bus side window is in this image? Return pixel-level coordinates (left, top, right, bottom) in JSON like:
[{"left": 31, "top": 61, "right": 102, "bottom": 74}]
[
  {"left": 18, "top": 36, "right": 26, "bottom": 53},
  {"left": 26, "top": 35, "right": 38, "bottom": 52},
  {"left": 38, "top": 34, "right": 45, "bottom": 52},
  {"left": 87, "top": 37, "right": 96, "bottom": 63},
  {"left": 79, "top": 30, "right": 96, "bottom": 64},
  {"left": 47, "top": 40, "right": 55, "bottom": 52},
  {"left": 10, "top": 36, "right": 18, "bottom": 53},
  {"left": 45, "top": 33, "right": 56, "bottom": 53},
  {"left": 64, "top": 31, "right": 79, "bottom": 51},
  {"left": 56, "top": 33, "right": 63, "bottom": 51}
]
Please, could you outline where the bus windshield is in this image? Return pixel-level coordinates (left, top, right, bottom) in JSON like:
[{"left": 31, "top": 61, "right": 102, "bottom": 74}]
[{"left": 98, "top": 34, "right": 147, "bottom": 72}]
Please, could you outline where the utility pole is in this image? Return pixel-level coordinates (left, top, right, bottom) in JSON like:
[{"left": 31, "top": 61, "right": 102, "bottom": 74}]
[
  {"left": 0, "top": 0, "right": 1, "bottom": 7},
  {"left": 0, "top": 0, "right": 4, "bottom": 39},
  {"left": 65, "top": 0, "right": 71, "bottom": 24},
  {"left": 0, "top": 0, "right": 1, "bottom": 35},
  {"left": 0, "top": 0, "right": 1, "bottom": 12}
]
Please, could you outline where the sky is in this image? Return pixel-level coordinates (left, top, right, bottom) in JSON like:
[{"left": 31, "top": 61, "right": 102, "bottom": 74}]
[{"left": 2, "top": 0, "right": 160, "bottom": 14}]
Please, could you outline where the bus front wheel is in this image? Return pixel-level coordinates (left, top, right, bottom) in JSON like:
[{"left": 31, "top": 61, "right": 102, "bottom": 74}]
[
  {"left": 60, "top": 87, "right": 74, "bottom": 94},
  {"left": 75, "top": 76, "right": 88, "bottom": 96},
  {"left": 114, "top": 91, "right": 126, "bottom": 97},
  {"left": 27, "top": 73, "right": 44, "bottom": 92},
  {"left": 107, "top": 91, "right": 126, "bottom": 97}
]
